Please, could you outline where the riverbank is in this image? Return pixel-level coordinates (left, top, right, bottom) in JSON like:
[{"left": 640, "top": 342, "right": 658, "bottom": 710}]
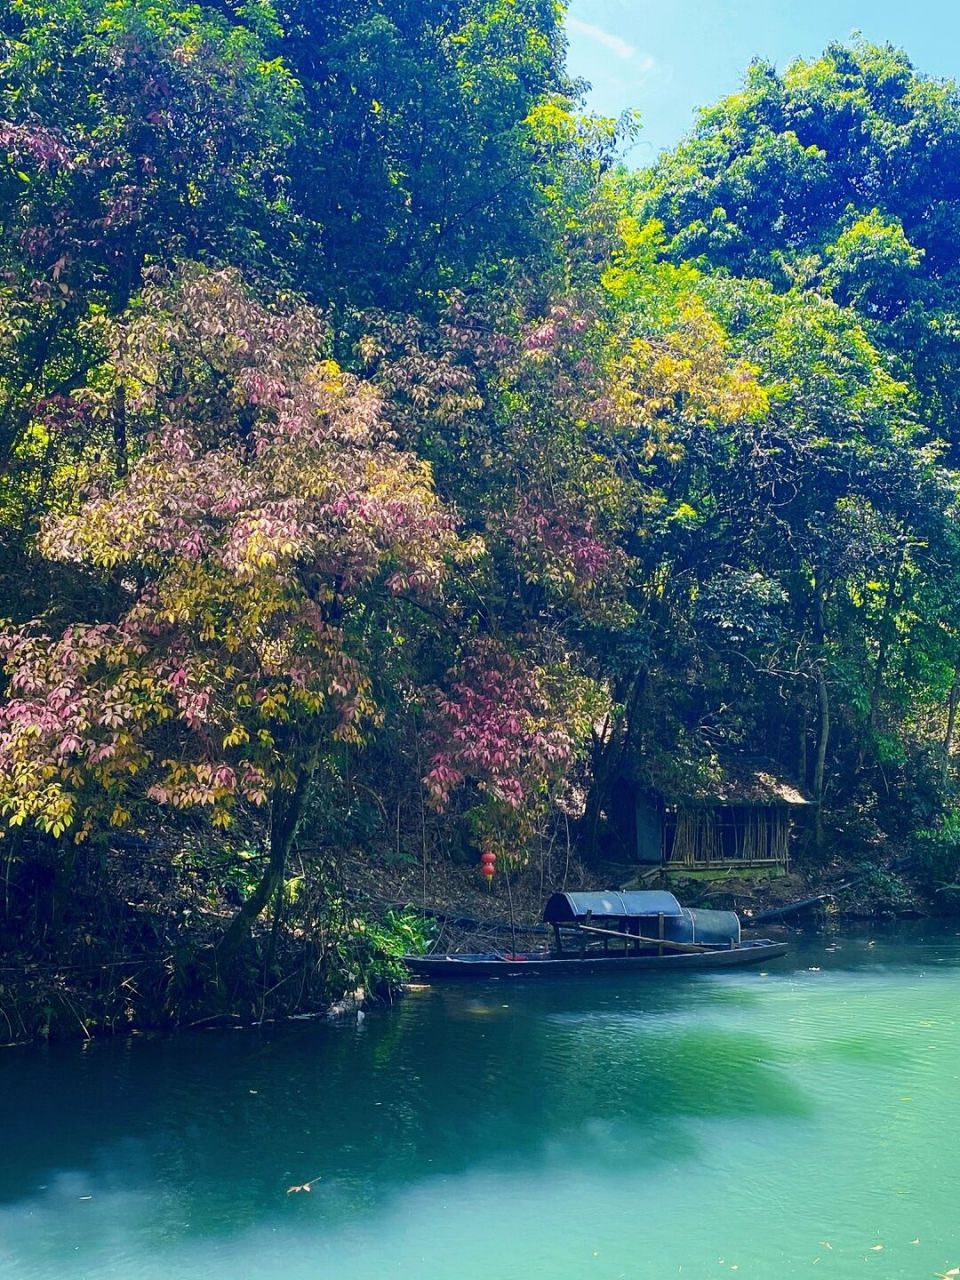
[{"left": 0, "top": 841, "right": 942, "bottom": 1045}]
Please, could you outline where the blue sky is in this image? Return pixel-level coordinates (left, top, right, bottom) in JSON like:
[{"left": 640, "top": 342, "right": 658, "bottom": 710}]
[{"left": 565, "top": 0, "right": 960, "bottom": 161}]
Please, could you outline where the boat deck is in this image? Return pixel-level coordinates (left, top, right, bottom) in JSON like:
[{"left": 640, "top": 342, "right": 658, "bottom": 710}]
[{"left": 403, "top": 939, "right": 788, "bottom": 979}]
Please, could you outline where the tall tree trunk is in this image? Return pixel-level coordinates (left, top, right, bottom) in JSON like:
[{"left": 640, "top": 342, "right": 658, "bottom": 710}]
[
  {"left": 796, "top": 701, "right": 808, "bottom": 788},
  {"left": 813, "top": 662, "right": 830, "bottom": 851},
  {"left": 580, "top": 717, "right": 622, "bottom": 862},
  {"left": 942, "top": 666, "right": 960, "bottom": 785},
  {"left": 217, "top": 770, "right": 312, "bottom": 965},
  {"left": 50, "top": 840, "right": 78, "bottom": 938},
  {"left": 580, "top": 670, "right": 648, "bottom": 863},
  {"left": 858, "top": 545, "right": 905, "bottom": 771},
  {"left": 811, "top": 573, "right": 830, "bottom": 852}
]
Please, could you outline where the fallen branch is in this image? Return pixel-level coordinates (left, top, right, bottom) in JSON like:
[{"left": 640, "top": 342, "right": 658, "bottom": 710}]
[{"left": 749, "top": 855, "right": 917, "bottom": 923}]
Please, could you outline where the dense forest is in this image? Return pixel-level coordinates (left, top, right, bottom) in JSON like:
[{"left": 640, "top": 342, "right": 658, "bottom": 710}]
[{"left": 2, "top": 0, "right": 960, "bottom": 1034}]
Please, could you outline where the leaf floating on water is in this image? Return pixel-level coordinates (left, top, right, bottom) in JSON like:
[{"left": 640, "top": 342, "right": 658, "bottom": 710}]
[{"left": 286, "top": 1175, "right": 321, "bottom": 1194}]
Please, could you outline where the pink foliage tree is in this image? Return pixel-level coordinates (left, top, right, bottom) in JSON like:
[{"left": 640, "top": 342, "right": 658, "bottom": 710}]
[
  {"left": 423, "top": 640, "right": 600, "bottom": 853},
  {"left": 0, "top": 266, "right": 461, "bottom": 949}
]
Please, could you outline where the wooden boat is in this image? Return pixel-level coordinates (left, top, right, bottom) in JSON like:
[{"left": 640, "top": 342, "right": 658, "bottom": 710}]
[{"left": 403, "top": 890, "right": 788, "bottom": 979}]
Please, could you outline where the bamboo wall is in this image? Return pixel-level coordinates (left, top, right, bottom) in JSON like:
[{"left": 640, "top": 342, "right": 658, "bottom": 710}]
[{"left": 666, "top": 805, "right": 791, "bottom": 867}]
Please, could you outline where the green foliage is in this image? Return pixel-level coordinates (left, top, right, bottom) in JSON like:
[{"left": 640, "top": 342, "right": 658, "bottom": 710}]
[
  {"left": 637, "top": 37, "right": 960, "bottom": 450},
  {"left": 823, "top": 210, "right": 923, "bottom": 320},
  {"left": 306, "top": 902, "right": 437, "bottom": 994},
  {"left": 360, "top": 908, "right": 437, "bottom": 987},
  {"left": 914, "top": 811, "right": 960, "bottom": 904},
  {"left": 277, "top": 0, "right": 578, "bottom": 311}
]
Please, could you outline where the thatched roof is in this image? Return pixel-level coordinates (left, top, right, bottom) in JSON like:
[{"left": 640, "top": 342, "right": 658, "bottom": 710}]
[{"left": 660, "top": 759, "right": 814, "bottom": 808}]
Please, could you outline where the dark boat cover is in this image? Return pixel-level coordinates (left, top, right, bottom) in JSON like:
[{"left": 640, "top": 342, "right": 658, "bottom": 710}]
[
  {"left": 543, "top": 891, "right": 683, "bottom": 923},
  {"left": 669, "top": 908, "right": 741, "bottom": 946},
  {"left": 543, "top": 891, "right": 741, "bottom": 947}
]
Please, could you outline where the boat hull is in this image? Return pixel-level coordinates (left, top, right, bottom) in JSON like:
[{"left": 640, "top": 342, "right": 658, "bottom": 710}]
[{"left": 403, "top": 939, "right": 788, "bottom": 980}]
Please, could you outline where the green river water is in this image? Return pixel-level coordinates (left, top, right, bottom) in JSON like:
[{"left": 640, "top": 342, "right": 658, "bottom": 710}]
[{"left": 1, "top": 924, "right": 959, "bottom": 1279}]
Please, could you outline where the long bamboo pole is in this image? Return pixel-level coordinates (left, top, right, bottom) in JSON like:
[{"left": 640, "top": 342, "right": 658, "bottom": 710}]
[{"left": 574, "top": 922, "right": 717, "bottom": 954}]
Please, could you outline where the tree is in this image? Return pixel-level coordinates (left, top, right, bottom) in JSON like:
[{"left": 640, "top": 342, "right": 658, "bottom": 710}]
[
  {"left": 0, "top": 267, "right": 462, "bottom": 949},
  {"left": 275, "top": 0, "right": 577, "bottom": 313},
  {"left": 637, "top": 39, "right": 960, "bottom": 454}
]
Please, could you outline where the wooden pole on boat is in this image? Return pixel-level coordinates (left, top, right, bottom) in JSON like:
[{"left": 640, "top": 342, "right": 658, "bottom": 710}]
[
  {"left": 504, "top": 861, "right": 517, "bottom": 956},
  {"left": 576, "top": 922, "right": 713, "bottom": 954}
]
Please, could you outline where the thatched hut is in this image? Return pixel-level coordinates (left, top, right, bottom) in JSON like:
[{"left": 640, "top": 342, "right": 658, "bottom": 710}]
[{"left": 615, "top": 760, "right": 813, "bottom": 876}]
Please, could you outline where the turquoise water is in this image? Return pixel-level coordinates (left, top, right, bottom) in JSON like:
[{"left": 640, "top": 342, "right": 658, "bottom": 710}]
[{"left": 1, "top": 925, "right": 959, "bottom": 1279}]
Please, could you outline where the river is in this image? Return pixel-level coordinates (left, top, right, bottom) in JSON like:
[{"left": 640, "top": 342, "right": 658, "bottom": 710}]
[{"left": 1, "top": 924, "right": 958, "bottom": 1279}]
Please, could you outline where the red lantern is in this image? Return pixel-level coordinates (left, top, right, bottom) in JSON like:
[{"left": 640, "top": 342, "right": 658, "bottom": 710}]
[
  {"left": 480, "top": 850, "right": 496, "bottom": 884},
  {"left": 480, "top": 850, "right": 496, "bottom": 866}
]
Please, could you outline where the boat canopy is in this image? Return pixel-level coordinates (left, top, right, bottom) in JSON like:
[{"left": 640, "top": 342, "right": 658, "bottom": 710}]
[
  {"left": 543, "top": 892, "right": 742, "bottom": 947},
  {"left": 543, "top": 891, "right": 683, "bottom": 924}
]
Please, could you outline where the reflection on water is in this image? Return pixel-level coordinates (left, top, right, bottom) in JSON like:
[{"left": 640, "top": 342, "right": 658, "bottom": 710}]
[{"left": 1, "top": 923, "right": 959, "bottom": 1279}]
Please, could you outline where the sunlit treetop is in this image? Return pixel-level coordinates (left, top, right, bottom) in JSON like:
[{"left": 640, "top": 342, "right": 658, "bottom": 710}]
[{"left": 0, "top": 267, "right": 464, "bottom": 838}]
